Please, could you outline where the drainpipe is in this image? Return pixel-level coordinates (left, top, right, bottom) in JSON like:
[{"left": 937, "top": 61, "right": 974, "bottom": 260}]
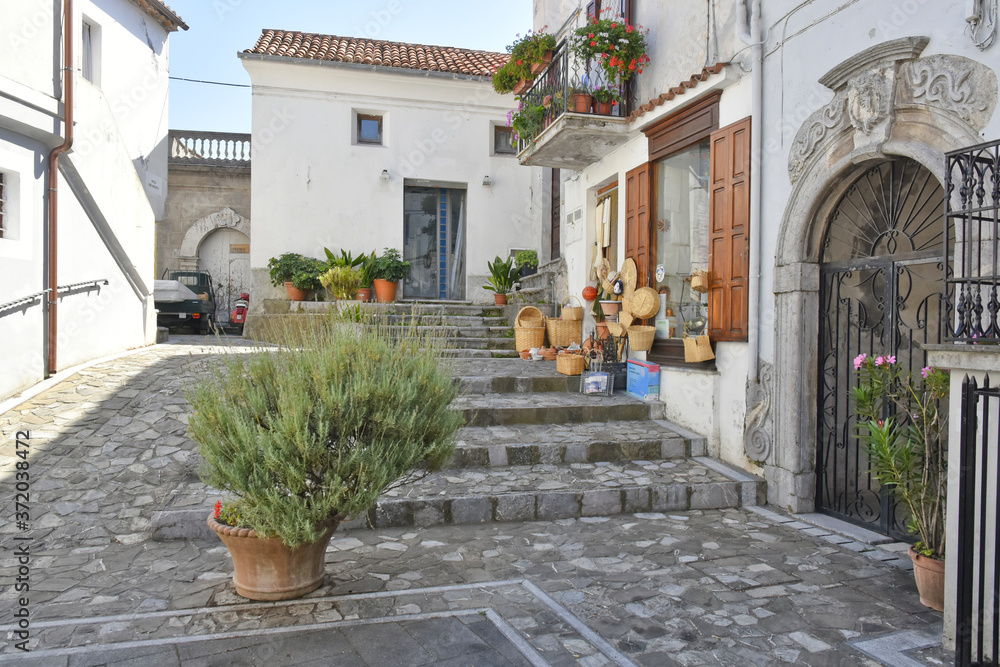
[
  {"left": 46, "top": 0, "right": 74, "bottom": 377},
  {"left": 738, "top": 0, "right": 763, "bottom": 381}
]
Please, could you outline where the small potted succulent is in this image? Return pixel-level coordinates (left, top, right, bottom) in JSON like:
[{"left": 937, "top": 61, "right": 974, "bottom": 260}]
[
  {"left": 191, "top": 314, "right": 461, "bottom": 600},
  {"left": 483, "top": 254, "right": 521, "bottom": 305},
  {"left": 371, "top": 247, "right": 411, "bottom": 303}
]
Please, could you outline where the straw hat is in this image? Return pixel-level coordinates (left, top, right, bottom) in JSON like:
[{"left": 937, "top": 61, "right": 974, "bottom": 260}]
[
  {"left": 630, "top": 287, "right": 660, "bottom": 320},
  {"left": 621, "top": 258, "right": 637, "bottom": 291}
]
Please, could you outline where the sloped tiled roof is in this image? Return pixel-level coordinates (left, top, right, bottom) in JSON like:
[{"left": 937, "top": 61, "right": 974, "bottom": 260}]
[
  {"left": 244, "top": 30, "right": 509, "bottom": 77},
  {"left": 628, "top": 63, "right": 728, "bottom": 121},
  {"left": 132, "top": 0, "right": 187, "bottom": 31}
]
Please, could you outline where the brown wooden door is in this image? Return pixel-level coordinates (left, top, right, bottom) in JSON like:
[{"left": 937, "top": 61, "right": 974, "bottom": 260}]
[
  {"left": 550, "top": 168, "right": 561, "bottom": 261},
  {"left": 707, "top": 117, "right": 751, "bottom": 341},
  {"left": 625, "top": 163, "right": 650, "bottom": 287}
]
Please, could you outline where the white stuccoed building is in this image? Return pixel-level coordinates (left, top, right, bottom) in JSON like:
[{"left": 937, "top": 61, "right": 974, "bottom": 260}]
[
  {"left": 0, "top": 0, "right": 187, "bottom": 400},
  {"left": 239, "top": 30, "right": 542, "bottom": 306}
]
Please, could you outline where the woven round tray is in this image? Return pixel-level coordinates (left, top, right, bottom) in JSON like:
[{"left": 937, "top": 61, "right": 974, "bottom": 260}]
[
  {"left": 621, "top": 258, "right": 637, "bottom": 291},
  {"left": 630, "top": 287, "right": 660, "bottom": 320}
]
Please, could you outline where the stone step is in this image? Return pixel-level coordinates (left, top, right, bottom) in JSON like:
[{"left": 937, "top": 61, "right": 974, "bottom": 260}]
[
  {"left": 382, "top": 315, "right": 509, "bottom": 327},
  {"left": 441, "top": 349, "right": 520, "bottom": 359},
  {"left": 425, "top": 337, "right": 516, "bottom": 351},
  {"left": 351, "top": 458, "right": 763, "bottom": 530},
  {"left": 384, "top": 325, "right": 514, "bottom": 339},
  {"left": 453, "top": 391, "right": 656, "bottom": 427},
  {"left": 447, "top": 420, "right": 700, "bottom": 468},
  {"left": 516, "top": 270, "right": 552, "bottom": 290},
  {"left": 455, "top": 372, "right": 579, "bottom": 394}
]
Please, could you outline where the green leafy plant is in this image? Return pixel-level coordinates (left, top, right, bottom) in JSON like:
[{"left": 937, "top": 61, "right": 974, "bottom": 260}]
[
  {"left": 851, "top": 354, "right": 950, "bottom": 559},
  {"left": 357, "top": 251, "right": 378, "bottom": 288},
  {"left": 288, "top": 257, "right": 327, "bottom": 291},
  {"left": 372, "top": 247, "right": 412, "bottom": 283},
  {"left": 189, "top": 315, "right": 463, "bottom": 548},
  {"left": 492, "top": 60, "right": 529, "bottom": 94},
  {"left": 268, "top": 253, "right": 312, "bottom": 287},
  {"left": 483, "top": 255, "right": 521, "bottom": 295},
  {"left": 591, "top": 284, "right": 607, "bottom": 322},
  {"left": 571, "top": 12, "right": 649, "bottom": 84},
  {"left": 591, "top": 86, "right": 620, "bottom": 104},
  {"left": 508, "top": 102, "right": 546, "bottom": 143},
  {"left": 508, "top": 30, "right": 557, "bottom": 65},
  {"left": 319, "top": 265, "right": 362, "bottom": 300},
  {"left": 324, "top": 248, "right": 365, "bottom": 269},
  {"left": 515, "top": 249, "right": 538, "bottom": 270}
]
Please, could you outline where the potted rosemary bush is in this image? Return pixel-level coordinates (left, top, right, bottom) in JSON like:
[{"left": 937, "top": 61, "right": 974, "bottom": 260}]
[
  {"left": 852, "top": 353, "right": 949, "bottom": 610},
  {"left": 190, "top": 313, "right": 462, "bottom": 600}
]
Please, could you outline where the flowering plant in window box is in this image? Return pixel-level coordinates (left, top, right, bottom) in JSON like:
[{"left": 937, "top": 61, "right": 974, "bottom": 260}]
[
  {"left": 507, "top": 102, "right": 547, "bottom": 144},
  {"left": 571, "top": 13, "right": 649, "bottom": 84},
  {"left": 508, "top": 30, "right": 557, "bottom": 74}
]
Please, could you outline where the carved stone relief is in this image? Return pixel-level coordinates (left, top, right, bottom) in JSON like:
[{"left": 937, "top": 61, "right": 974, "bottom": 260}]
[
  {"left": 744, "top": 362, "right": 774, "bottom": 462},
  {"left": 788, "top": 96, "right": 847, "bottom": 183},
  {"left": 898, "top": 54, "right": 997, "bottom": 130}
]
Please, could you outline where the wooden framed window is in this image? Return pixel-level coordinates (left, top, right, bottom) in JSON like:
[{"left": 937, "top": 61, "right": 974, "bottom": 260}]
[
  {"left": 707, "top": 117, "right": 751, "bottom": 342},
  {"left": 494, "top": 126, "right": 516, "bottom": 155},
  {"left": 357, "top": 114, "right": 383, "bottom": 145}
]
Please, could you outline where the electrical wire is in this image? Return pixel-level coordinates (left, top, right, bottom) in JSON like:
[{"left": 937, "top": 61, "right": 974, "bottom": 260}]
[{"left": 169, "top": 76, "right": 251, "bottom": 88}]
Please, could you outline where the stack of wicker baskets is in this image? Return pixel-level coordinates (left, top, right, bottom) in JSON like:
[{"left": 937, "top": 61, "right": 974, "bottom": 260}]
[
  {"left": 514, "top": 306, "right": 546, "bottom": 352},
  {"left": 547, "top": 296, "right": 584, "bottom": 348},
  {"left": 624, "top": 287, "right": 660, "bottom": 352}
]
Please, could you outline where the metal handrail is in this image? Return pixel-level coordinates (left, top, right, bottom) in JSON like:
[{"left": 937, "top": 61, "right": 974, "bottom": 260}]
[{"left": 0, "top": 279, "right": 109, "bottom": 315}]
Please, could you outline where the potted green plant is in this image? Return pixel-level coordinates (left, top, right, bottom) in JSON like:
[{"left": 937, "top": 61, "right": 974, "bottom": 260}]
[
  {"left": 319, "top": 265, "right": 362, "bottom": 301},
  {"left": 570, "top": 85, "right": 592, "bottom": 113},
  {"left": 508, "top": 30, "right": 557, "bottom": 75},
  {"left": 323, "top": 247, "right": 365, "bottom": 269},
  {"left": 483, "top": 254, "right": 521, "bottom": 305},
  {"left": 508, "top": 102, "right": 547, "bottom": 144},
  {"left": 591, "top": 86, "right": 620, "bottom": 115},
  {"left": 851, "top": 354, "right": 949, "bottom": 611},
  {"left": 190, "top": 314, "right": 461, "bottom": 600},
  {"left": 571, "top": 13, "right": 649, "bottom": 85},
  {"left": 371, "top": 247, "right": 411, "bottom": 303},
  {"left": 356, "top": 251, "right": 377, "bottom": 302},
  {"left": 515, "top": 249, "right": 539, "bottom": 277},
  {"left": 289, "top": 258, "right": 327, "bottom": 300},
  {"left": 268, "top": 253, "right": 314, "bottom": 301}
]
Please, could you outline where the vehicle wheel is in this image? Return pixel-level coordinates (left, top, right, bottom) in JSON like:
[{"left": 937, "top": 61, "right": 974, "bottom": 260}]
[{"left": 200, "top": 316, "right": 212, "bottom": 335}]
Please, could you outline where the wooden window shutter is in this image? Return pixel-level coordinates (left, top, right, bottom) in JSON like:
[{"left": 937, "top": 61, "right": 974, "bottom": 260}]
[
  {"left": 708, "top": 117, "right": 751, "bottom": 341},
  {"left": 625, "top": 162, "right": 651, "bottom": 288}
]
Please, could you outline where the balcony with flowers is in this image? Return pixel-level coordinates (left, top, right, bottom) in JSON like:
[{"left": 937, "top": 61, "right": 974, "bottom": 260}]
[{"left": 493, "top": 14, "right": 649, "bottom": 170}]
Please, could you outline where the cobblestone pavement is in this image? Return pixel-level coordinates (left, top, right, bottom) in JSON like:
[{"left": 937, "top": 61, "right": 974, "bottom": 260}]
[{"left": 0, "top": 337, "right": 949, "bottom": 665}]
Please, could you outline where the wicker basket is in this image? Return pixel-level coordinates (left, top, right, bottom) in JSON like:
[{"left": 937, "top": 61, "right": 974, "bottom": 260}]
[
  {"left": 683, "top": 333, "right": 715, "bottom": 362},
  {"left": 515, "top": 326, "right": 546, "bottom": 352},
  {"left": 628, "top": 325, "right": 656, "bottom": 352},
  {"left": 561, "top": 296, "right": 584, "bottom": 321},
  {"left": 547, "top": 318, "right": 583, "bottom": 348},
  {"left": 557, "top": 352, "right": 585, "bottom": 376},
  {"left": 515, "top": 306, "right": 545, "bottom": 328}
]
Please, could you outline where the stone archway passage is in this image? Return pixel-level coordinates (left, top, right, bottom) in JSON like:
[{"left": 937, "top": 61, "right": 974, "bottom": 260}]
[
  {"left": 178, "top": 208, "right": 251, "bottom": 271},
  {"left": 816, "top": 157, "right": 945, "bottom": 537},
  {"left": 199, "top": 227, "right": 251, "bottom": 323}
]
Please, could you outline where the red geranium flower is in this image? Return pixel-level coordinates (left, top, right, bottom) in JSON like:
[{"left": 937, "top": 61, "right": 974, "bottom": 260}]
[{"left": 214, "top": 500, "right": 221, "bottom": 519}]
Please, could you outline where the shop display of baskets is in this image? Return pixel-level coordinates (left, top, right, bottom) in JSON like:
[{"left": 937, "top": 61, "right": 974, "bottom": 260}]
[
  {"left": 514, "top": 306, "right": 546, "bottom": 352},
  {"left": 556, "top": 352, "right": 585, "bottom": 376}
]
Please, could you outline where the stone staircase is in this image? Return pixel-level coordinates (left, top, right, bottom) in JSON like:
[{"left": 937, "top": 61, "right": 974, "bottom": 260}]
[
  {"left": 339, "top": 358, "right": 765, "bottom": 531},
  {"left": 509, "top": 257, "right": 566, "bottom": 314}
]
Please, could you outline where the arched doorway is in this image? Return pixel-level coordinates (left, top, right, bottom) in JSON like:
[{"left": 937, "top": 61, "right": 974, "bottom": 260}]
[
  {"left": 198, "top": 228, "right": 251, "bottom": 323},
  {"left": 815, "top": 157, "right": 945, "bottom": 536}
]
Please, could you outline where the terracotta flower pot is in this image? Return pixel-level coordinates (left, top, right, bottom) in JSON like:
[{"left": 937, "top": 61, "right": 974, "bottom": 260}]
[
  {"left": 529, "top": 50, "right": 553, "bottom": 75},
  {"left": 909, "top": 547, "right": 945, "bottom": 611},
  {"left": 208, "top": 515, "right": 342, "bottom": 601},
  {"left": 600, "top": 300, "right": 621, "bottom": 317},
  {"left": 494, "top": 293, "right": 508, "bottom": 305},
  {"left": 373, "top": 279, "right": 399, "bottom": 303},
  {"left": 513, "top": 78, "right": 534, "bottom": 95},
  {"left": 356, "top": 288, "right": 372, "bottom": 302},
  {"left": 594, "top": 100, "right": 613, "bottom": 115},
  {"left": 596, "top": 321, "right": 610, "bottom": 339},
  {"left": 284, "top": 282, "right": 307, "bottom": 302},
  {"left": 572, "top": 93, "right": 593, "bottom": 113}
]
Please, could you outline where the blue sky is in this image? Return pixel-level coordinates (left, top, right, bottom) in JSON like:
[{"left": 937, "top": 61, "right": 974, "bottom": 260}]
[{"left": 166, "top": 0, "right": 532, "bottom": 133}]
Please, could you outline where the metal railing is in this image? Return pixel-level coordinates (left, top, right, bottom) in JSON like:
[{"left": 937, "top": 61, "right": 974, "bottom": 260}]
[
  {"left": 0, "top": 279, "right": 109, "bottom": 317},
  {"left": 515, "top": 39, "right": 632, "bottom": 154},
  {"left": 169, "top": 130, "right": 251, "bottom": 166},
  {"left": 956, "top": 373, "right": 1000, "bottom": 666},
  {"left": 945, "top": 138, "right": 1000, "bottom": 342}
]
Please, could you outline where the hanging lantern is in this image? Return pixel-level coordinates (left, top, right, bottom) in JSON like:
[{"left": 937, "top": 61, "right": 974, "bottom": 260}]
[{"left": 582, "top": 285, "right": 598, "bottom": 302}]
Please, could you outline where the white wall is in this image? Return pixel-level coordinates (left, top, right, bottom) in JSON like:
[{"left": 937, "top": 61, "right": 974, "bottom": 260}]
[{"left": 242, "top": 57, "right": 537, "bottom": 305}]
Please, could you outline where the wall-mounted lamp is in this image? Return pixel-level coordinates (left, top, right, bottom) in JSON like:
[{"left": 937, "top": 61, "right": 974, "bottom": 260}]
[
  {"left": 380, "top": 169, "right": 389, "bottom": 183},
  {"left": 482, "top": 175, "right": 493, "bottom": 187}
]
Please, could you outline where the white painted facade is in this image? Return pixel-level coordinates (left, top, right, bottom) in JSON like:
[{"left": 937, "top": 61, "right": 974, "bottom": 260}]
[
  {"left": 239, "top": 53, "right": 539, "bottom": 306},
  {"left": 532, "top": 0, "right": 999, "bottom": 510},
  {"left": 0, "top": 0, "right": 182, "bottom": 400}
]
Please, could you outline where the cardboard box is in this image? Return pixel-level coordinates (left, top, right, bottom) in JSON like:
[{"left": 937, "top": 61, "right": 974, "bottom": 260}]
[{"left": 627, "top": 359, "right": 660, "bottom": 400}]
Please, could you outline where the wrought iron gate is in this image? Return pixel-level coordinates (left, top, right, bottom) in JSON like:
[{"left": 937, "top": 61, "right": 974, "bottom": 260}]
[{"left": 816, "top": 158, "right": 946, "bottom": 537}]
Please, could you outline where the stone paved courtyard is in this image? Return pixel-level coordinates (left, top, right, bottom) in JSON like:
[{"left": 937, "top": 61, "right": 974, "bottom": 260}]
[{"left": 0, "top": 336, "right": 952, "bottom": 665}]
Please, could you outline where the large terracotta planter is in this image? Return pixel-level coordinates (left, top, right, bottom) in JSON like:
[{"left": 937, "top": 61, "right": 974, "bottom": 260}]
[
  {"left": 512, "top": 78, "right": 534, "bottom": 95},
  {"left": 909, "top": 547, "right": 945, "bottom": 611},
  {"left": 356, "top": 288, "right": 372, "bottom": 302},
  {"left": 572, "top": 93, "right": 592, "bottom": 113},
  {"left": 494, "top": 293, "right": 508, "bottom": 305},
  {"left": 599, "top": 300, "right": 621, "bottom": 317},
  {"left": 208, "top": 515, "right": 341, "bottom": 601},
  {"left": 595, "top": 321, "right": 610, "bottom": 339},
  {"left": 373, "top": 279, "right": 399, "bottom": 303},
  {"left": 594, "top": 100, "right": 613, "bottom": 115},
  {"left": 284, "top": 282, "right": 307, "bottom": 302}
]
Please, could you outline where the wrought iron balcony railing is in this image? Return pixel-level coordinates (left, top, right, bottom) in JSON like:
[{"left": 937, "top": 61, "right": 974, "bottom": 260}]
[
  {"left": 945, "top": 138, "right": 1000, "bottom": 342},
  {"left": 515, "top": 40, "right": 632, "bottom": 155},
  {"left": 169, "top": 130, "right": 251, "bottom": 166}
]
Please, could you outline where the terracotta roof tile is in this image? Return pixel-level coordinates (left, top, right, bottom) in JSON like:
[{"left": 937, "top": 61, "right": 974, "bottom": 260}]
[
  {"left": 244, "top": 30, "right": 508, "bottom": 77},
  {"left": 131, "top": 0, "right": 187, "bottom": 31},
  {"left": 628, "top": 63, "right": 728, "bottom": 122}
]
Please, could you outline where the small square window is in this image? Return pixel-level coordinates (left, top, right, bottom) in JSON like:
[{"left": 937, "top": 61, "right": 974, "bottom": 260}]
[
  {"left": 358, "top": 114, "right": 383, "bottom": 145},
  {"left": 494, "top": 126, "right": 516, "bottom": 155}
]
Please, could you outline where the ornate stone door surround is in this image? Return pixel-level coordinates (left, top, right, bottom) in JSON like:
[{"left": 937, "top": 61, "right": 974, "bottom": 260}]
[
  {"left": 176, "top": 208, "right": 251, "bottom": 272},
  {"left": 767, "top": 37, "right": 997, "bottom": 512}
]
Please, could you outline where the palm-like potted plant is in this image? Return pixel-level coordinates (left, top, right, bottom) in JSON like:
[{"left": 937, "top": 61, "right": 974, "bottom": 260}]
[
  {"left": 356, "top": 251, "right": 377, "bottom": 302},
  {"left": 852, "top": 354, "right": 949, "bottom": 610},
  {"left": 483, "top": 254, "right": 521, "bottom": 305},
  {"left": 190, "top": 314, "right": 461, "bottom": 600},
  {"left": 371, "top": 247, "right": 411, "bottom": 303}
]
